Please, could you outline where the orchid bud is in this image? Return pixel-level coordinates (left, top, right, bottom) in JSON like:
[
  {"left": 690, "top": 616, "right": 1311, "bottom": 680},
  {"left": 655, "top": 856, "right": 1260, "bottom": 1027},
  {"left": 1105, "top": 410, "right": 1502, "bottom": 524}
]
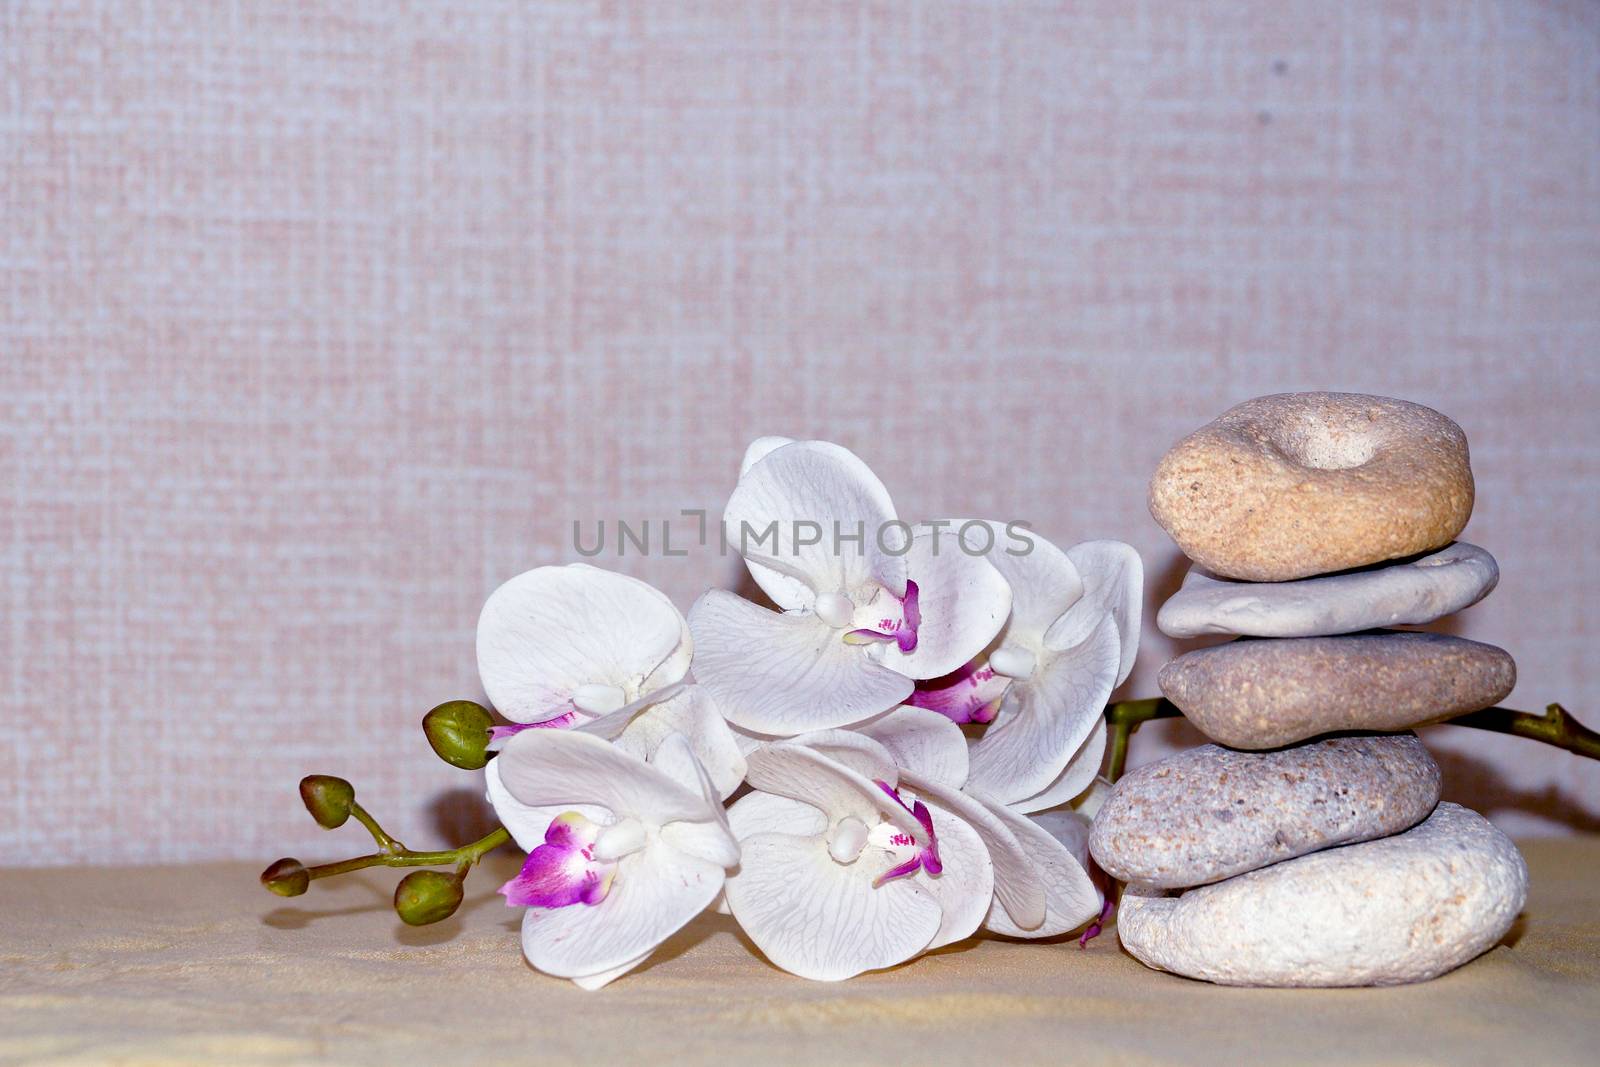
[
  {"left": 299, "top": 775, "right": 355, "bottom": 829},
  {"left": 423, "top": 700, "right": 494, "bottom": 770},
  {"left": 261, "top": 857, "right": 310, "bottom": 897},
  {"left": 394, "top": 869, "right": 464, "bottom": 925}
]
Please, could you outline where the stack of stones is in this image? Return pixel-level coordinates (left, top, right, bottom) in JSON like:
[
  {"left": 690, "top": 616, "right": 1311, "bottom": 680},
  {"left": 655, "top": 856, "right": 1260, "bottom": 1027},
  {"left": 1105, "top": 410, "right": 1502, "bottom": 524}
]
[{"left": 1089, "top": 392, "right": 1530, "bottom": 987}]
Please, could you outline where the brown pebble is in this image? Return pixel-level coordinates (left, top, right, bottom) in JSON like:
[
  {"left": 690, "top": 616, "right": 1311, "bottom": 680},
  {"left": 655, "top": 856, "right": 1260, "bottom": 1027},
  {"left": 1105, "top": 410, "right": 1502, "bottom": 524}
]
[
  {"left": 1159, "top": 631, "right": 1515, "bottom": 749},
  {"left": 1148, "top": 392, "right": 1474, "bottom": 581}
]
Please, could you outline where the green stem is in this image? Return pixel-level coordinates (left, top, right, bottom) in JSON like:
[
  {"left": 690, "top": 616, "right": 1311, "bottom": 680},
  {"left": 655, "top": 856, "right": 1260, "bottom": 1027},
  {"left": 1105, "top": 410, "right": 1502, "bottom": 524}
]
[
  {"left": 304, "top": 826, "right": 510, "bottom": 884},
  {"left": 1446, "top": 703, "right": 1600, "bottom": 761},
  {"left": 1104, "top": 697, "right": 1167, "bottom": 783},
  {"left": 348, "top": 801, "right": 403, "bottom": 853},
  {"left": 1099, "top": 698, "right": 1598, "bottom": 783}
]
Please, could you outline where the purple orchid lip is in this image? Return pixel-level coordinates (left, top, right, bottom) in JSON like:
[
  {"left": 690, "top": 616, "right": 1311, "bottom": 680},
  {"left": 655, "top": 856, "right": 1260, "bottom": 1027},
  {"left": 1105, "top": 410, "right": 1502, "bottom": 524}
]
[
  {"left": 488, "top": 711, "right": 580, "bottom": 742},
  {"left": 1078, "top": 896, "right": 1114, "bottom": 948},
  {"left": 844, "top": 579, "right": 921, "bottom": 653},
  {"left": 871, "top": 779, "right": 942, "bottom": 887},
  {"left": 499, "top": 812, "right": 616, "bottom": 909},
  {"left": 910, "top": 799, "right": 942, "bottom": 875},
  {"left": 907, "top": 657, "right": 1008, "bottom": 725}
]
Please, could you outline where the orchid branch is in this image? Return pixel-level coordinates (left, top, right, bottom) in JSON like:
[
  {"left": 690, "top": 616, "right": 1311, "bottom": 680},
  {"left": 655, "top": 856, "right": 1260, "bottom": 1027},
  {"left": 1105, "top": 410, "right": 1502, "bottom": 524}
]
[
  {"left": 1101, "top": 699, "right": 1598, "bottom": 784},
  {"left": 347, "top": 800, "right": 404, "bottom": 854},
  {"left": 1446, "top": 703, "right": 1600, "bottom": 761},
  {"left": 290, "top": 826, "right": 511, "bottom": 882},
  {"left": 1104, "top": 697, "right": 1169, "bottom": 783},
  {"left": 261, "top": 773, "right": 512, "bottom": 924}
]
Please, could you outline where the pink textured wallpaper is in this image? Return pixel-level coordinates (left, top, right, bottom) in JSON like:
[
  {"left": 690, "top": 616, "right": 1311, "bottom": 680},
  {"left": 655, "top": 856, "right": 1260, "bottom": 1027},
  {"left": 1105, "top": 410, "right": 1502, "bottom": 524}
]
[{"left": 4, "top": 1, "right": 1597, "bottom": 865}]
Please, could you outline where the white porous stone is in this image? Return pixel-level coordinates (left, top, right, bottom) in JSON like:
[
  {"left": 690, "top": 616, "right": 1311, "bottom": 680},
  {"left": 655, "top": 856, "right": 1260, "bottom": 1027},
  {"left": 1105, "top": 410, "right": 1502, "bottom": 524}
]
[
  {"left": 1116, "top": 803, "right": 1528, "bottom": 987},
  {"left": 1156, "top": 542, "right": 1499, "bottom": 639}
]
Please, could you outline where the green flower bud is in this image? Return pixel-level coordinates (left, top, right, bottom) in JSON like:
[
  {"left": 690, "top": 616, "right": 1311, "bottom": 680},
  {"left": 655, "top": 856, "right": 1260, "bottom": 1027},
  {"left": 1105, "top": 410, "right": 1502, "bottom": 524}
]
[
  {"left": 299, "top": 775, "right": 355, "bottom": 829},
  {"left": 261, "top": 857, "right": 310, "bottom": 897},
  {"left": 394, "top": 869, "right": 464, "bottom": 926},
  {"left": 423, "top": 700, "right": 494, "bottom": 770}
]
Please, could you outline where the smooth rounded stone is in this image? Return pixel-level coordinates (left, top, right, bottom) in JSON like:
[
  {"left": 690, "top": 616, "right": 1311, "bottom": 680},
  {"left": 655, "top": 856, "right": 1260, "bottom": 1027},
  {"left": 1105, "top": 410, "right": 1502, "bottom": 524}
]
[
  {"left": 1159, "top": 631, "right": 1515, "bottom": 749},
  {"left": 1116, "top": 802, "right": 1528, "bottom": 987},
  {"left": 1156, "top": 543, "right": 1500, "bottom": 639},
  {"left": 1148, "top": 392, "right": 1474, "bottom": 581},
  {"left": 1088, "top": 734, "right": 1439, "bottom": 889}
]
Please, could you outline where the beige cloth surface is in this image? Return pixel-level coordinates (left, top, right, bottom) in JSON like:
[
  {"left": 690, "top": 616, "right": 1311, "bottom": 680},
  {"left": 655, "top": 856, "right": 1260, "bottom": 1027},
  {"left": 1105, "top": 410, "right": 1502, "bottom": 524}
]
[{"left": 2, "top": 843, "right": 1597, "bottom": 1066}]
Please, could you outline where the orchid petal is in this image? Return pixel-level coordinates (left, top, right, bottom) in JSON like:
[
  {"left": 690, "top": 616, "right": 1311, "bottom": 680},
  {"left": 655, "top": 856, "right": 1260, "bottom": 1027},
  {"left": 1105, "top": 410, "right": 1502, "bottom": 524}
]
[
  {"left": 981, "top": 800, "right": 1102, "bottom": 938},
  {"left": 725, "top": 440, "right": 907, "bottom": 610},
  {"left": 744, "top": 743, "right": 924, "bottom": 842},
  {"left": 688, "top": 590, "right": 912, "bottom": 734},
  {"left": 1070, "top": 775, "right": 1115, "bottom": 820},
  {"left": 723, "top": 832, "right": 942, "bottom": 981},
  {"left": 875, "top": 526, "right": 1012, "bottom": 681},
  {"left": 644, "top": 730, "right": 712, "bottom": 797},
  {"left": 901, "top": 771, "right": 1045, "bottom": 932},
  {"left": 571, "top": 951, "right": 652, "bottom": 991},
  {"left": 495, "top": 729, "right": 715, "bottom": 826},
  {"left": 726, "top": 789, "right": 829, "bottom": 840},
  {"left": 484, "top": 757, "right": 605, "bottom": 852},
  {"left": 966, "top": 615, "right": 1120, "bottom": 805},
  {"left": 858, "top": 706, "right": 971, "bottom": 788},
  {"left": 520, "top": 839, "right": 724, "bottom": 979},
  {"left": 477, "top": 565, "right": 691, "bottom": 724},
  {"left": 583, "top": 686, "right": 747, "bottom": 800},
  {"left": 660, "top": 819, "right": 742, "bottom": 871},
  {"left": 571, "top": 679, "right": 685, "bottom": 729},
  {"left": 1048, "top": 541, "right": 1143, "bottom": 685},
  {"left": 912, "top": 800, "right": 993, "bottom": 950},
  {"left": 1009, "top": 716, "right": 1108, "bottom": 815},
  {"left": 739, "top": 435, "right": 797, "bottom": 477},
  {"left": 1031, "top": 808, "right": 1095, "bottom": 868},
  {"left": 650, "top": 734, "right": 742, "bottom": 869},
  {"left": 967, "top": 521, "right": 1084, "bottom": 641},
  {"left": 728, "top": 723, "right": 772, "bottom": 757},
  {"left": 786, "top": 728, "right": 900, "bottom": 782},
  {"left": 1030, "top": 808, "right": 1109, "bottom": 934}
]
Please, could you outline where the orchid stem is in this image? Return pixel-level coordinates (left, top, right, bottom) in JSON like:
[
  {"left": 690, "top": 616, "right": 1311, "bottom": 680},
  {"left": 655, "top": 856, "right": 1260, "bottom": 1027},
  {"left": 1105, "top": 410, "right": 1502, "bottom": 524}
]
[
  {"left": 1101, "top": 698, "right": 1596, "bottom": 784},
  {"left": 1103, "top": 698, "right": 1166, "bottom": 784},
  {"left": 1446, "top": 703, "right": 1600, "bottom": 761},
  {"left": 349, "top": 801, "right": 403, "bottom": 854},
  {"left": 304, "top": 827, "right": 510, "bottom": 884}
]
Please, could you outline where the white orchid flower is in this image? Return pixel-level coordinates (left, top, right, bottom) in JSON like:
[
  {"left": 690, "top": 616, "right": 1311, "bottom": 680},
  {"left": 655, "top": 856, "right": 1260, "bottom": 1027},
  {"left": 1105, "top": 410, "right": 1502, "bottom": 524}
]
[
  {"left": 867, "top": 705, "right": 1107, "bottom": 940},
  {"left": 690, "top": 438, "right": 1012, "bottom": 736},
  {"left": 477, "top": 563, "right": 745, "bottom": 798},
  {"left": 487, "top": 729, "right": 739, "bottom": 989},
  {"left": 910, "top": 527, "right": 1141, "bottom": 813},
  {"left": 722, "top": 728, "right": 993, "bottom": 980}
]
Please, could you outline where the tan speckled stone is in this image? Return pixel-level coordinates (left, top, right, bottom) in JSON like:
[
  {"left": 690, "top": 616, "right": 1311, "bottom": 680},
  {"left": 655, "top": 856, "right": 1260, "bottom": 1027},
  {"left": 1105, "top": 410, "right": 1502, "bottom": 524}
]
[
  {"left": 1088, "top": 734, "right": 1439, "bottom": 889},
  {"left": 1116, "top": 803, "right": 1528, "bottom": 987},
  {"left": 1148, "top": 393, "right": 1474, "bottom": 581},
  {"left": 1159, "top": 631, "right": 1516, "bottom": 749}
]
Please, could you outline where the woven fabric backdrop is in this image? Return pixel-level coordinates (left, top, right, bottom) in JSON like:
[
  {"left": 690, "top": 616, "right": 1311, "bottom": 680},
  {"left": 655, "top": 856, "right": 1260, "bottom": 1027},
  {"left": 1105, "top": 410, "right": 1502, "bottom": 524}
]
[{"left": 4, "top": 1, "right": 1597, "bottom": 865}]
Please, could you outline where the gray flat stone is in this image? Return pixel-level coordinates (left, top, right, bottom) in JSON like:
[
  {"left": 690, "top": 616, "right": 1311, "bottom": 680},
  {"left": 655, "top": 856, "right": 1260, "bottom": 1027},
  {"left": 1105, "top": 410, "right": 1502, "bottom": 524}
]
[
  {"left": 1156, "top": 543, "right": 1499, "bottom": 639},
  {"left": 1116, "top": 802, "right": 1528, "bottom": 987},
  {"left": 1089, "top": 734, "right": 1439, "bottom": 889},
  {"left": 1159, "top": 631, "right": 1516, "bottom": 749}
]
